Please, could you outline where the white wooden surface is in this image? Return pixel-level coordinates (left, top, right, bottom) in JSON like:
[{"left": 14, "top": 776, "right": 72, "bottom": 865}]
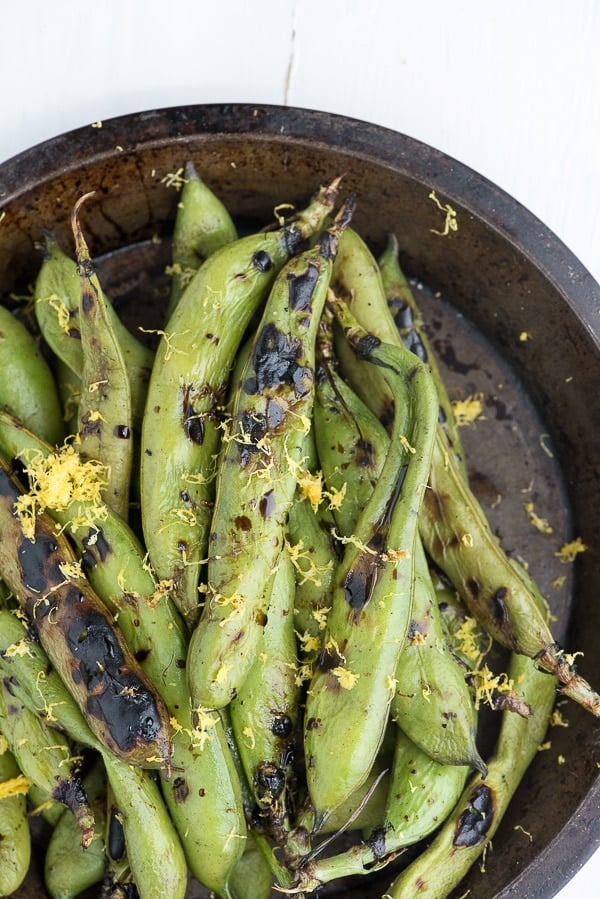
[{"left": 1, "top": 1, "right": 599, "bottom": 895}]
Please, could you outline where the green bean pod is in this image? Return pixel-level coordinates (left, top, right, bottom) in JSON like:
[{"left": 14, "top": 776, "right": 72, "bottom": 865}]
[
  {"left": 303, "top": 296, "right": 438, "bottom": 823},
  {"left": 295, "top": 731, "right": 468, "bottom": 892},
  {"left": 229, "top": 833, "right": 274, "bottom": 899},
  {"left": 331, "top": 227, "right": 402, "bottom": 427},
  {"left": 288, "top": 493, "right": 336, "bottom": 641},
  {"left": 0, "top": 458, "right": 171, "bottom": 768},
  {"left": 230, "top": 546, "right": 300, "bottom": 814},
  {"left": 378, "top": 232, "right": 468, "bottom": 478},
  {"left": 71, "top": 195, "right": 133, "bottom": 521},
  {"left": 167, "top": 160, "right": 238, "bottom": 319},
  {"left": 0, "top": 681, "right": 95, "bottom": 847},
  {"left": 44, "top": 760, "right": 108, "bottom": 899},
  {"left": 0, "top": 304, "right": 64, "bottom": 447},
  {"left": 0, "top": 742, "right": 31, "bottom": 896},
  {"left": 141, "top": 179, "right": 341, "bottom": 626},
  {"left": 187, "top": 205, "right": 352, "bottom": 710},
  {"left": 420, "top": 427, "right": 600, "bottom": 714},
  {"left": 391, "top": 538, "right": 485, "bottom": 771},
  {"left": 34, "top": 232, "right": 153, "bottom": 431},
  {"left": 383, "top": 651, "right": 557, "bottom": 898},
  {"left": 313, "top": 307, "right": 390, "bottom": 537},
  {"left": 0, "top": 609, "right": 188, "bottom": 899}
]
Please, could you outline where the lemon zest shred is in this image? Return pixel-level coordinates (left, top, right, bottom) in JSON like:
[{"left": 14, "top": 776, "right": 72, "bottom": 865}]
[
  {"left": 523, "top": 501, "right": 553, "bottom": 535},
  {"left": 0, "top": 774, "right": 31, "bottom": 800},
  {"left": 555, "top": 538, "right": 587, "bottom": 563},
  {"left": 429, "top": 190, "right": 458, "bottom": 237},
  {"left": 451, "top": 394, "right": 485, "bottom": 427},
  {"left": 331, "top": 666, "right": 359, "bottom": 690}
]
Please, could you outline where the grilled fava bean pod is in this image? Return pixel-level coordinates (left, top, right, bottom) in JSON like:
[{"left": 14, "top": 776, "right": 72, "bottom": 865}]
[
  {"left": 44, "top": 760, "right": 108, "bottom": 899},
  {"left": 230, "top": 545, "right": 300, "bottom": 817},
  {"left": 166, "top": 160, "right": 238, "bottom": 319},
  {"left": 187, "top": 203, "right": 353, "bottom": 710},
  {"left": 378, "top": 233, "right": 467, "bottom": 478},
  {"left": 0, "top": 741, "right": 31, "bottom": 896},
  {"left": 0, "top": 303, "right": 64, "bottom": 447},
  {"left": 34, "top": 232, "right": 153, "bottom": 431},
  {"left": 331, "top": 226, "right": 404, "bottom": 429},
  {"left": 141, "top": 180, "right": 342, "bottom": 626},
  {"left": 0, "top": 678, "right": 95, "bottom": 847},
  {"left": 72, "top": 195, "right": 133, "bottom": 521},
  {"left": 384, "top": 650, "right": 557, "bottom": 898},
  {"left": 0, "top": 608, "right": 188, "bottom": 899},
  {"left": 303, "top": 296, "right": 438, "bottom": 822},
  {"left": 313, "top": 318, "right": 482, "bottom": 772},
  {"left": 313, "top": 306, "right": 390, "bottom": 537},
  {"left": 391, "top": 537, "right": 485, "bottom": 772},
  {"left": 0, "top": 458, "right": 171, "bottom": 768},
  {"left": 420, "top": 427, "right": 600, "bottom": 714}
]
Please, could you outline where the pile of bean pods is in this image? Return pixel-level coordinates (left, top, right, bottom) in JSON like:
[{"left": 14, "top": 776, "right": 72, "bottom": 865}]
[{"left": 0, "top": 165, "right": 598, "bottom": 899}]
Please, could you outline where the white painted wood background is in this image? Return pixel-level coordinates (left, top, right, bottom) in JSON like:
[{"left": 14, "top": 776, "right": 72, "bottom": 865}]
[{"left": 1, "top": 1, "right": 599, "bottom": 896}]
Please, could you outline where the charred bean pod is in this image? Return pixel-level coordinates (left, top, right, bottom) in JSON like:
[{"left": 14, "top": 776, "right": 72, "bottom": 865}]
[
  {"left": 230, "top": 546, "right": 300, "bottom": 817},
  {"left": 141, "top": 180, "right": 342, "bottom": 626},
  {"left": 44, "top": 760, "right": 108, "bottom": 899},
  {"left": 187, "top": 204, "right": 352, "bottom": 710},
  {"left": 378, "top": 232, "right": 468, "bottom": 478},
  {"left": 391, "top": 537, "right": 485, "bottom": 772},
  {"left": 303, "top": 295, "right": 438, "bottom": 822},
  {"left": 331, "top": 227, "right": 402, "bottom": 427},
  {"left": 0, "top": 679, "right": 95, "bottom": 847},
  {"left": 34, "top": 233, "right": 152, "bottom": 431},
  {"left": 166, "top": 160, "right": 238, "bottom": 319},
  {"left": 313, "top": 307, "right": 390, "bottom": 537},
  {"left": 72, "top": 195, "right": 133, "bottom": 521},
  {"left": 420, "top": 428, "right": 600, "bottom": 714},
  {"left": 0, "top": 458, "right": 171, "bottom": 768}
]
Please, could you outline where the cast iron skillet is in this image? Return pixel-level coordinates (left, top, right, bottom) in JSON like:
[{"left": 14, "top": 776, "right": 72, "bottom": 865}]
[{"left": 0, "top": 104, "right": 599, "bottom": 898}]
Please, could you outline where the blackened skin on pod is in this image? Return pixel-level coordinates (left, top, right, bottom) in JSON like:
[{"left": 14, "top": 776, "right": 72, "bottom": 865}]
[
  {"left": 65, "top": 608, "right": 163, "bottom": 754},
  {"left": 367, "top": 827, "right": 388, "bottom": 861},
  {"left": 255, "top": 762, "right": 285, "bottom": 802},
  {"left": 107, "top": 806, "right": 127, "bottom": 861},
  {"left": 453, "top": 783, "right": 495, "bottom": 847},
  {"left": 287, "top": 261, "right": 320, "bottom": 312},
  {"left": 237, "top": 411, "right": 268, "bottom": 467},
  {"left": 18, "top": 532, "right": 63, "bottom": 594},
  {"left": 81, "top": 528, "right": 112, "bottom": 569},
  {"left": 245, "top": 324, "right": 311, "bottom": 398},
  {"left": 252, "top": 250, "right": 273, "bottom": 272}
]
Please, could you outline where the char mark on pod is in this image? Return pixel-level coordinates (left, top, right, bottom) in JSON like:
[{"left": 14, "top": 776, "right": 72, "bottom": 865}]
[
  {"left": 237, "top": 411, "right": 268, "bottom": 467},
  {"left": 107, "top": 805, "right": 127, "bottom": 860},
  {"left": 453, "top": 783, "right": 495, "bottom": 847},
  {"left": 81, "top": 527, "right": 112, "bottom": 568},
  {"left": 17, "top": 531, "right": 63, "bottom": 595},
  {"left": 181, "top": 384, "right": 205, "bottom": 445},
  {"left": 343, "top": 539, "right": 386, "bottom": 619},
  {"left": 65, "top": 606, "right": 163, "bottom": 753},
  {"left": 245, "top": 323, "right": 311, "bottom": 399},
  {"left": 287, "top": 261, "right": 321, "bottom": 312},
  {"left": 367, "top": 826, "right": 388, "bottom": 861}
]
